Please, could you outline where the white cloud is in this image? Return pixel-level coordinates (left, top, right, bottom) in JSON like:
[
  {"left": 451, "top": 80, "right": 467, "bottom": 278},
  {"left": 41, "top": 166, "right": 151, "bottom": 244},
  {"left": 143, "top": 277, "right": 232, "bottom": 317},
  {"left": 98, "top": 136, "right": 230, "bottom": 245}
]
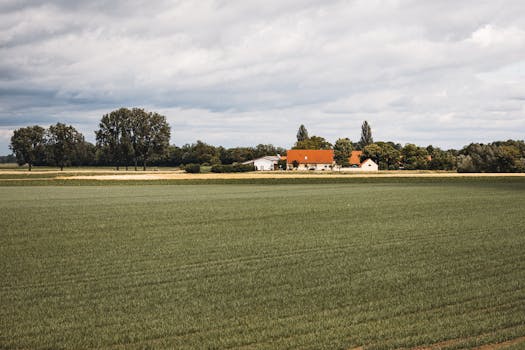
[
  {"left": 1, "top": 0, "right": 525, "bottom": 153},
  {"left": 0, "top": 129, "right": 13, "bottom": 139}
]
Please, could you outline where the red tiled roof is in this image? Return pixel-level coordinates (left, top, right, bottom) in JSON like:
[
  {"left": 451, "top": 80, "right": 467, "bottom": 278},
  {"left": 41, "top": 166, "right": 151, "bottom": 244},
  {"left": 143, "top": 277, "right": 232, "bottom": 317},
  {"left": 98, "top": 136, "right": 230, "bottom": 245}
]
[
  {"left": 286, "top": 149, "right": 334, "bottom": 164},
  {"left": 349, "top": 150, "right": 362, "bottom": 165}
]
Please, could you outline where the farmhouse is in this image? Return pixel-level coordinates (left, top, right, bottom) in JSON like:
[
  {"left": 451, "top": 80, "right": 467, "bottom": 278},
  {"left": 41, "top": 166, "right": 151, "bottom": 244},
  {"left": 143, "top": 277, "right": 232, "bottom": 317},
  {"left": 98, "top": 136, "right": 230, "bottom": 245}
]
[
  {"left": 285, "top": 149, "right": 379, "bottom": 171},
  {"left": 286, "top": 149, "right": 334, "bottom": 170},
  {"left": 243, "top": 156, "right": 281, "bottom": 171},
  {"left": 339, "top": 157, "right": 379, "bottom": 172},
  {"left": 349, "top": 150, "right": 362, "bottom": 166}
]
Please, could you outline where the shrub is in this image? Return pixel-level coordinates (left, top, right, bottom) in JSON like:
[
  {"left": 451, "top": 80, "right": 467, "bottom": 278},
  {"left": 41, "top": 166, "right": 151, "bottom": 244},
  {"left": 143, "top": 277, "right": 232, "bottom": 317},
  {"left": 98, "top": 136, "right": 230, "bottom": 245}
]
[
  {"left": 210, "top": 165, "right": 226, "bottom": 173},
  {"left": 211, "top": 164, "right": 255, "bottom": 173},
  {"left": 184, "top": 163, "right": 201, "bottom": 173}
]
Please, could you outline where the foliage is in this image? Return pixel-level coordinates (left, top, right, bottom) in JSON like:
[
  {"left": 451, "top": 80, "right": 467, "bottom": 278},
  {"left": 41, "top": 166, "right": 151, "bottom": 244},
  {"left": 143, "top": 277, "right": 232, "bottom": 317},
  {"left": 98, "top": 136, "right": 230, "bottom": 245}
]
[
  {"left": 0, "top": 154, "right": 16, "bottom": 163},
  {"left": 333, "top": 138, "right": 352, "bottom": 167},
  {"left": 45, "top": 123, "right": 85, "bottom": 171},
  {"left": 296, "top": 124, "right": 309, "bottom": 142},
  {"left": 71, "top": 141, "right": 97, "bottom": 166},
  {"left": 183, "top": 163, "right": 201, "bottom": 173},
  {"left": 219, "top": 144, "right": 286, "bottom": 165},
  {"left": 427, "top": 146, "right": 457, "bottom": 171},
  {"left": 359, "top": 120, "right": 373, "bottom": 149},
  {"left": 210, "top": 163, "right": 255, "bottom": 173},
  {"left": 9, "top": 125, "right": 46, "bottom": 171},
  {"left": 293, "top": 135, "right": 332, "bottom": 150},
  {"left": 457, "top": 141, "right": 525, "bottom": 173},
  {"left": 277, "top": 158, "right": 287, "bottom": 170},
  {"left": 362, "top": 142, "right": 401, "bottom": 170},
  {"left": 401, "top": 143, "right": 430, "bottom": 170},
  {"left": 1, "top": 183, "right": 525, "bottom": 348},
  {"left": 95, "top": 108, "right": 133, "bottom": 170},
  {"left": 181, "top": 140, "right": 220, "bottom": 165},
  {"left": 128, "top": 108, "right": 171, "bottom": 170}
]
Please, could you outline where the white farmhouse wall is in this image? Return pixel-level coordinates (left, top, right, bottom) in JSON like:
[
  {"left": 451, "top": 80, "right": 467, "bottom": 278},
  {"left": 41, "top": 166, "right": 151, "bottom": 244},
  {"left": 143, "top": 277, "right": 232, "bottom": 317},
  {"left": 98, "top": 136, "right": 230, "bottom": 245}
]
[
  {"left": 290, "top": 163, "right": 333, "bottom": 171},
  {"left": 254, "top": 158, "right": 276, "bottom": 171},
  {"left": 338, "top": 159, "right": 378, "bottom": 172}
]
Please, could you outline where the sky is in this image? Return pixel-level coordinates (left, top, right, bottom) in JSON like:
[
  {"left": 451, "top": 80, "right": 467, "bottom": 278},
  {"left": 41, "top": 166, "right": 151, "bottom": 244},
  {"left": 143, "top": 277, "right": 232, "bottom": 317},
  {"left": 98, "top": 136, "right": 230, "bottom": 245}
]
[{"left": 1, "top": 0, "right": 524, "bottom": 154}]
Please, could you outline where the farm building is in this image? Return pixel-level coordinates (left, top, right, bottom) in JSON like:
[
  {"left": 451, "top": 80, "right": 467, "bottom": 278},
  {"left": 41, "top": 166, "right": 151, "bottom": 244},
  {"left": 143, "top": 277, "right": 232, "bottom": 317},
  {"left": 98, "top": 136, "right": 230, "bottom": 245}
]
[
  {"left": 286, "top": 150, "right": 334, "bottom": 170},
  {"left": 286, "top": 149, "right": 379, "bottom": 171},
  {"left": 338, "top": 158, "right": 379, "bottom": 172},
  {"left": 243, "top": 156, "right": 281, "bottom": 171},
  {"left": 349, "top": 150, "right": 362, "bottom": 166}
]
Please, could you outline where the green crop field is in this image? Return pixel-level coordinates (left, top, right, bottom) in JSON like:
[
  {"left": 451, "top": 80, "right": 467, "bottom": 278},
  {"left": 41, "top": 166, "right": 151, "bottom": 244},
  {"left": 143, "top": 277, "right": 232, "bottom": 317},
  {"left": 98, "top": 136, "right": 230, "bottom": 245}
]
[{"left": 1, "top": 180, "right": 525, "bottom": 349}]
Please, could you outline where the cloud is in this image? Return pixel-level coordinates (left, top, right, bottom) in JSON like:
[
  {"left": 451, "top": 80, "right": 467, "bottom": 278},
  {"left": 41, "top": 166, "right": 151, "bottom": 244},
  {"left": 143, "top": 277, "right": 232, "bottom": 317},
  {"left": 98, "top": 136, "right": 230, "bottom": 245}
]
[{"left": 1, "top": 0, "right": 525, "bottom": 154}]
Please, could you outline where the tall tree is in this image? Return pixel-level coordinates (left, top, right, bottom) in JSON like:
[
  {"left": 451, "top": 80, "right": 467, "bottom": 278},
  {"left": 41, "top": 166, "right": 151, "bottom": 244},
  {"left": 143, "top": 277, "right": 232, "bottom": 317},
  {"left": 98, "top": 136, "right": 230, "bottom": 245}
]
[
  {"left": 129, "top": 108, "right": 171, "bottom": 170},
  {"left": 9, "top": 126, "right": 46, "bottom": 171},
  {"left": 333, "top": 138, "right": 353, "bottom": 167},
  {"left": 46, "top": 123, "right": 84, "bottom": 171},
  {"left": 359, "top": 121, "right": 373, "bottom": 148},
  {"left": 296, "top": 124, "right": 309, "bottom": 142},
  {"left": 293, "top": 135, "right": 332, "bottom": 150},
  {"left": 95, "top": 108, "right": 131, "bottom": 170}
]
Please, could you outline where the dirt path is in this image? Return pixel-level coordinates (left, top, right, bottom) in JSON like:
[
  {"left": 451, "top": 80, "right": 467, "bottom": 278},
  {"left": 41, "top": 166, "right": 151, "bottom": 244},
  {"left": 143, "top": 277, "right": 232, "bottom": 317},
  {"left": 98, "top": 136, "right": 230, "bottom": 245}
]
[{"left": 60, "top": 172, "right": 525, "bottom": 180}]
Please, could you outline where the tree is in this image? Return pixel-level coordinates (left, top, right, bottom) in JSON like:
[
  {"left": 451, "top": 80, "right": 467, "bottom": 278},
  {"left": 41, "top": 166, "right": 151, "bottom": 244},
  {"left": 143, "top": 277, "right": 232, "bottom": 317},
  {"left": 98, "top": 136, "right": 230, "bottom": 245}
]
[
  {"left": 333, "top": 138, "right": 352, "bottom": 167},
  {"left": 253, "top": 144, "right": 286, "bottom": 158},
  {"left": 9, "top": 126, "right": 46, "bottom": 171},
  {"left": 458, "top": 141, "right": 525, "bottom": 173},
  {"left": 180, "top": 140, "right": 218, "bottom": 165},
  {"left": 359, "top": 121, "right": 373, "bottom": 149},
  {"left": 427, "top": 146, "right": 457, "bottom": 171},
  {"left": 401, "top": 143, "right": 429, "bottom": 170},
  {"left": 296, "top": 124, "right": 309, "bottom": 142},
  {"left": 362, "top": 142, "right": 401, "bottom": 170},
  {"left": 95, "top": 108, "right": 132, "bottom": 170},
  {"left": 0, "top": 154, "right": 16, "bottom": 163},
  {"left": 362, "top": 143, "right": 382, "bottom": 165},
  {"left": 72, "top": 141, "right": 97, "bottom": 166},
  {"left": 293, "top": 135, "right": 332, "bottom": 150},
  {"left": 129, "top": 108, "right": 171, "bottom": 170},
  {"left": 46, "top": 123, "right": 84, "bottom": 171}
]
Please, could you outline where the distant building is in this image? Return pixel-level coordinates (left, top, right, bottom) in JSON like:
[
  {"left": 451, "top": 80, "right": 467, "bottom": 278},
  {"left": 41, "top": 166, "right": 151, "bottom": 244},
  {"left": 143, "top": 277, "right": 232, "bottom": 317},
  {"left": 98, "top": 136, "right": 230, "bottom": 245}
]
[
  {"left": 286, "top": 150, "right": 334, "bottom": 170},
  {"left": 349, "top": 150, "right": 362, "bottom": 166},
  {"left": 339, "top": 158, "right": 379, "bottom": 172},
  {"left": 243, "top": 156, "right": 281, "bottom": 171},
  {"left": 285, "top": 149, "right": 379, "bottom": 172}
]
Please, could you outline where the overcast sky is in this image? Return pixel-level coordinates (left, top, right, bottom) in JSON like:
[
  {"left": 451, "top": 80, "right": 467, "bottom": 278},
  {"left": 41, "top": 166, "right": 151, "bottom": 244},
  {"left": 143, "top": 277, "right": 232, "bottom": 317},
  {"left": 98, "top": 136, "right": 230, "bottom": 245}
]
[{"left": 1, "top": 0, "right": 524, "bottom": 154}]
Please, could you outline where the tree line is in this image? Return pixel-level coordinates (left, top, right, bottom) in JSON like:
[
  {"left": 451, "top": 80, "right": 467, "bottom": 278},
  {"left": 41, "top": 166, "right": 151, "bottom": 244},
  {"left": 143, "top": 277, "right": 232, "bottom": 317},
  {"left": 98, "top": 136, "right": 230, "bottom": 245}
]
[
  {"left": 8, "top": 108, "right": 286, "bottom": 170},
  {"left": 293, "top": 122, "right": 525, "bottom": 172},
  {"left": 7, "top": 111, "right": 525, "bottom": 172}
]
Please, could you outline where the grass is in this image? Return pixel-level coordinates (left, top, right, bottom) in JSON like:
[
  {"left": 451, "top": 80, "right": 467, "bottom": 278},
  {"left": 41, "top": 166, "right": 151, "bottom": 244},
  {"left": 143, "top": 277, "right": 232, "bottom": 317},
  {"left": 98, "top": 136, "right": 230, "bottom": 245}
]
[{"left": 1, "top": 181, "right": 525, "bottom": 349}]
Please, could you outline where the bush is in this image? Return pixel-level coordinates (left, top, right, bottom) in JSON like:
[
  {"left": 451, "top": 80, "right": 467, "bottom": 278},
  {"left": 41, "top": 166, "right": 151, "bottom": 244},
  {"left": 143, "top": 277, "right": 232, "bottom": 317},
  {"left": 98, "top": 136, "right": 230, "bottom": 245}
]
[
  {"left": 211, "top": 164, "right": 255, "bottom": 173},
  {"left": 183, "top": 163, "right": 201, "bottom": 173}
]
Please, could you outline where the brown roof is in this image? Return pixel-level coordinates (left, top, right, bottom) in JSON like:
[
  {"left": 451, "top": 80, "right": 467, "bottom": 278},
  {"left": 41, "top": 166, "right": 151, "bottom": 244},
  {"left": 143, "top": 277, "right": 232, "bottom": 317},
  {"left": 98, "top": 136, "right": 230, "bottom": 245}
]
[
  {"left": 286, "top": 149, "right": 334, "bottom": 164},
  {"left": 349, "top": 150, "right": 362, "bottom": 165}
]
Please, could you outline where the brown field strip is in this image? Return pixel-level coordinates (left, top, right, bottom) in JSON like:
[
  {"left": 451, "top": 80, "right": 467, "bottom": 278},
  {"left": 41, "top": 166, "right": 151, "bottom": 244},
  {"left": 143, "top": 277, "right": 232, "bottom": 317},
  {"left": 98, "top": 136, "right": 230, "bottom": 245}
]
[
  {"left": 397, "top": 334, "right": 525, "bottom": 350},
  {"left": 59, "top": 172, "right": 525, "bottom": 180},
  {"left": 2, "top": 168, "right": 525, "bottom": 181}
]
